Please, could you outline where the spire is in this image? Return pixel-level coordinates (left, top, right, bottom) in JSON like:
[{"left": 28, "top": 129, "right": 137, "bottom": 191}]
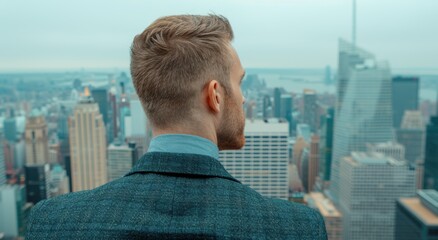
[{"left": 352, "top": 0, "right": 357, "bottom": 48}]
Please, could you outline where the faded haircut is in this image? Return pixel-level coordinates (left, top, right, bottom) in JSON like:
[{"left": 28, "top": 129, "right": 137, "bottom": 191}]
[{"left": 130, "top": 14, "right": 234, "bottom": 128}]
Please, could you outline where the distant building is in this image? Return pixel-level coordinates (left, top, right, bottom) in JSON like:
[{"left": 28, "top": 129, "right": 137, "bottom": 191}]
[
  {"left": 69, "top": 88, "right": 107, "bottom": 192},
  {"left": 303, "top": 89, "right": 318, "bottom": 132},
  {"left": 339, "top": 152, "right": 416, "bottom": 240},
  {"left": 3, "top": 117, "right": 17, "bottom": 142},
  {"left": 0, "top": 185, "right": 29, "bottom": 237},
  {"left": 392, "top": 76, "right": 419, "bottom": 128},
  {"left": 306, "top": 192, "right": 342, "bottom": 240},
  {"left": 318, "top": 108, "right": 334, "bottom": 184},
  {"left": 324, "top": 65, "right": 333, "bottom": 85},
  {"left": 0, "top": 130, "right": 5, "bottom": 186},
  {"left": 49, "top": 164, "right": 70, "bottom": 197},
  {"left": 424, "top": 115, "right": 438, "bottom": 190},
  {"left": 107, "top": 141, "right": 138, "bottom": 182},
  {"left": 219, "top": 119, "right": 289, "bottom": 200},
  {"left": 25, "top": 164, "right": 50, "bottom": 205},
  {"left": 395, "top": 190, "right": 438, "bottom": 240},
  {"left": 57, "top": 105, "right": 69, "bottom": 140},
  {"left": 91, "top": 88, "right": 109, "bottom": 125},
  {"left": 274, "top": 88, "right": 282, "bottom": 118},
  {"left": 397, "top": 110, "right": 425, "bottom": 165},
  {"left": 25, "top": 110, "right": 49, "bottom": 165}
]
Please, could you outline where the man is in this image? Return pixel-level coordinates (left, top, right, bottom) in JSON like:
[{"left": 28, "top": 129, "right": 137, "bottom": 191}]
[{"left": 26, "top": 15, "right": 327, "bottom": 239}]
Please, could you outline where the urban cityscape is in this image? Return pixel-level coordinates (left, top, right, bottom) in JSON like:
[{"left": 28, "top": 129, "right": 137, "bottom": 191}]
[{"left": 1, "top": 1, "right": 438, "bottom": 240}]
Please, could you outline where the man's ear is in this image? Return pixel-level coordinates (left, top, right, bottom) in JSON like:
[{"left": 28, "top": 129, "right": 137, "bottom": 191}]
[{"left": 206, "top": 80, "right": 221, "bottom": 113}]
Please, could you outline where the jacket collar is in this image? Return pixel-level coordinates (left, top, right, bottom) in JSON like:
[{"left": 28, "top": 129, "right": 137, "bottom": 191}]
[{"left": 124, "top": 152, "right": 240, "bottom": 183}]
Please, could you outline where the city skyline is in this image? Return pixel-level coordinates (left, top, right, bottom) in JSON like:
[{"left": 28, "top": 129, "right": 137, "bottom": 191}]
[{"left": 1, "top": 0, "right": 438, "bottom": 70}]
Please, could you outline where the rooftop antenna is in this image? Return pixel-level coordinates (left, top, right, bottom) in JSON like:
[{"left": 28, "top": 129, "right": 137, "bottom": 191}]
[{"left": 352, "top": 0, "right": 357, "bottom": 48}]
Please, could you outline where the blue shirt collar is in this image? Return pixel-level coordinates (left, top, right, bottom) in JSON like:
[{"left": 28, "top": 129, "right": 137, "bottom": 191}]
[{"left": 147, "top": 134, "right": 219, "bottom": 160}]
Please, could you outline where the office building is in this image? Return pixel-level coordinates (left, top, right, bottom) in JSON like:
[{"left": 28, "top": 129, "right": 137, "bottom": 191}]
[
  {"left": 303, "top": 89, "right": 318, "bottom": 132},
  {"left": 57, "top": 105, "right": 69, "bottom": 140},
  {"left": 49, "top": 164, "right": 70, "bottom": 197},
  {"left": 397, "top": 110, "right": 425, "bottom": 165},
  {"left": 0, "top": 130, "right": 5, "bottom": 186},
  {"left": 107, "top": 141, "right": 138, "bottom": 182},
  {"left": 330, "top": 40, "right": 394, "bottom": 203},
  {"left": 274, "top": 88, "right": 282, "bottom": 118},
  {"left": 25, "top": 164, "right": 50, "bottom": 205},
  {"left": 0, "top": 185, "right": 28, "bottom": 237},
  {"left": 424, "top": 115, "right": 438, "bottom": 190},
  {"left": 319, "top": 108, "right": 334, "bottom": 184},
  {"left": 339, "top": 152, "right": 416, "bottom": 240},
  {"left": 396, "top": 190, "right": 438, "bottom": 240},
  {"left": 25, "top": 110, "right": 49, "bottom": 165},
  {"left": 306, "top": 192, "right": 342, "bottom": 240},
  {"left": 91, "top": 88, "right": 109, "bottom": 125},
  {"left": 219, "top": 119, "right": 289, "bottom": 200},
  {"left": 3, "top": 117, "right": 17, "bottom": 142},
  {"left": 69, "top": 88, "right": 108, "bottom": 192},
  {"left": 392, "top": 76, "right": 419, "bottom": 128}
]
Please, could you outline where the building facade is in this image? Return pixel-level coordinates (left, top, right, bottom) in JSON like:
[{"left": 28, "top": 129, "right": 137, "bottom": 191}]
[
  {"left": 330, "top": 40, "right": 394, "bottom": 203},
  {"left": 69, "top": 90, "right": 108, "bottom": 192},
  {"left": 339, "top": 152, "right": 416, "bottom": 240},
  {"left": 25, "top": 111, "right": 49, "bottom": 165},
  {"left": 219, "top": 119, "right": 289, "bottom": 200},
  {"left": 107, "top": 141, "right": 138, "bottom": 182}
]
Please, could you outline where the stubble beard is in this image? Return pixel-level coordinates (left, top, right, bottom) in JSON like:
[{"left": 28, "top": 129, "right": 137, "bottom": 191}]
[{"left": 217, "top": 98, "right": 245, "bottom": 151}]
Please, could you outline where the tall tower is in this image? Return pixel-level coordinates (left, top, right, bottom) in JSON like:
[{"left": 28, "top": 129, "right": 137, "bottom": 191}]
[
  {"left": 303, "top": 89, "right": 318, "bottom": 132},
  {"left": 69, "top": 88, "right": 108, "bottom": 192},
  {"left": 392, "top": 76, "right": 419, "bottom": 128},
  {"left": 0, "top": 130, "right": 5, "bottom": 185},
  {"left": 25, "top": 110, "right": 49, "bottom": 165},
  {"left": 330, "top": 40, "right": 394, "bottom": 203}
]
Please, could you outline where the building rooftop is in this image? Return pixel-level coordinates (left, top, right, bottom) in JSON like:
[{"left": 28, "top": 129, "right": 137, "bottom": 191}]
[
  {"left": 244, "top": 119, "right": 288, "bottom": 134},
  {"left": 418, "top": 190, "right": 438, "bottom": 216},
  {"left": 348, "top": 151, "right": 406, "bottom": 166},
  {"left": 307, "top": 192, "right": 341, "bottom": 218},
  {"left": 399, "top": 197, "right": 438, "bottom": 226}
]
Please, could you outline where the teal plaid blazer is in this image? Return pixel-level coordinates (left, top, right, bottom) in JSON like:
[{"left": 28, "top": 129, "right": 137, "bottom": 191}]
[{"left": 26, "top": 152, "right": 327, "bottom": 239}]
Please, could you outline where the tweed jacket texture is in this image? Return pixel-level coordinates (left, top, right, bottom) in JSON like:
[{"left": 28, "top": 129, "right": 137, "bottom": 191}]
[{"left": 26, "top": 152, "right": 327, "bottom": 239}]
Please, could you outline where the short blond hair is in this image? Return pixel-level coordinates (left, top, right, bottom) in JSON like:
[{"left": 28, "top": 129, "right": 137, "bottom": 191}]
[{"left": 130, "top": 14, "right": 234, "bottom": 128}]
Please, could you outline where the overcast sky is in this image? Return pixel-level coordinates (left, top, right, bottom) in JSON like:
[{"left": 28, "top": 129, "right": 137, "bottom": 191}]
[{"left": 1, "top": 0, "right": 437, "bottom": 71}]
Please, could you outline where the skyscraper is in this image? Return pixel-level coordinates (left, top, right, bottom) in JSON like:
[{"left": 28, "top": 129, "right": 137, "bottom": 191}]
[
  {"left": 395, "top": 190, "right": 438, "bottom": 240},
  {"left": 396, "top": 110, "right": 425, "bottom": 165},
  {"left": 303, "top": 89, "right": 318, "bottom": 132},
  {"left": 69, "top": 88, "right": 107, "bottom": 192},
  {"left": 49, "top": 164, "right": 70, "bottom": 197},
  {"left": 25, "top": 110, "right": 49, "bottom": 165},
  {"left": 107, "top": 141, "right": 138, "bottom": 182},
  {"left": 319, "top": 108, "right": 334, "bottom": 183},
  {"left": 339, "top": 152, "right": 416, "bottom": 240},
  {"left": 25, "top": 164, "right": 50, "bottom": 205},
  {"left": 0, "top": 130, "right": 5, "bottom": 185},
  {"left": 3, "top": 117, "right": 17, "bottom": 142},
  {"left": 330, "top": 40, "right": 394, "bottom": 203},
  {"left": 274, "top": 88, "right": 282, "bottom": 118},
  {"left": 392, "top": 76, "right": 419, "bottom": 128},
  {"left": 219, "top": 119, "right": 289, "bottom": 200},
  {"left": 57, "top": 105, "right": 69, "bottom": 140},
  {"left": 91, "top": 88, "right": 109, "bottom": 125},
  {"left": 423, "top": 114, "right": 438, "bottom": 190},
  {"left": 0, "top": 185, "right": 28, "bottom": 237}
]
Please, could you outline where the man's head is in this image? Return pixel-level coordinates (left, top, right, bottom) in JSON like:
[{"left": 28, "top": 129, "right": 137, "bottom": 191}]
[{"left": 131, "top": 14, "right": 246, "bottom": 150}]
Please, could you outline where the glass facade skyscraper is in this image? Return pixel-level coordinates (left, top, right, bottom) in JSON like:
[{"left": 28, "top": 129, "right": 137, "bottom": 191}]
[{"left": 330, "top": 40, "right": 394, "bottom": 203}]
